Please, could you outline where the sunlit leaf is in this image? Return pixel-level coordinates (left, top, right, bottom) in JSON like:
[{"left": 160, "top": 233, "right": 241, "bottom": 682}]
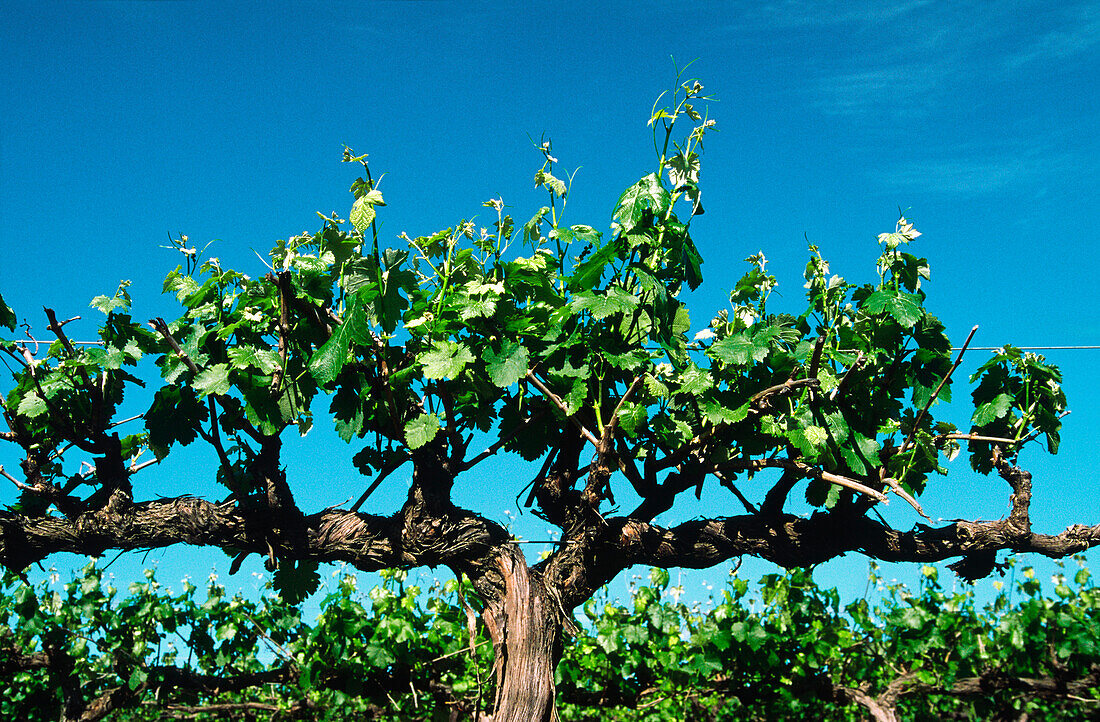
[
  {"left": 613, "top": 173, "right": 670, "bottom": 235},
  {"left": 863, "top": 290, "right": 923, "bottom": 328},
  {"left": 483, "top": 341, "right": 529, "bottom": 387},
  {"left": 350, "top": 195, "right": 377, "bottom": 233},
  {"left": 405, "top": 413, "right": 441, "bottom": 450},
  {"left": 420, "top": 340, "right": 475, "bottom": 380}
]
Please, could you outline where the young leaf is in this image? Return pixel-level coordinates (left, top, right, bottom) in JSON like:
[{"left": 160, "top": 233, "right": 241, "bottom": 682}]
[
  {"left": 350, "top": 195, "right": 377, "bottom": 233},
  {"left": 90, "top": 292, "right": 130, "bottom": 316},
  {"left": 405, "top": 413, "right": 441, "bottom": 450},
  {"left": 127, "top": 667, "right": 149, "bottom": 691},
  {"left": 666, "top": 151, "right": 700, "bottom": 188},
  {"left": 459, "top": 294, "right": 497, "bottom": 320},
  {"left": 708, "top": 332, "right": 766, "bottom": 367},
  {"left": 704, "top": 401, "right": 749, "bottom": 425},
  {"left": 229, "top": 346, "right": 282, "bottom": 375},
  {"left": 863, "top": 290, "right": 923, "bottom": 328},
  {"left": 570, "top": 240, "right": 621, "bottom": 291},
  {"left": 420, "top": 340, "right": 475, "bottom": 380},
  {"left": 145, "top": 386, "right": 206, "bottom": 455},
  {"left": 613, "top": 173, "right": 670, "bottom": 235},
  {"left": 677, "top": 364, "right": 713, "bottom": 395},
  {"left": 524, "top": 206, "right": 551, "bottom": 243},
  {"left": 564, "top": 379, "right": 588, "bottom": 415},
  {"left": 806, "top": 477, "right": 842, "bottom": 508},
  {"left": 788, "top": 425, "right": 826, "bottom": 457},
  {"left": 617, "top": 403, "right": 648, "bottom": 437},
  {"left": 534, "top": 169, "right": 567, "bottom": 198},
  {"left": 16, "top": 392, "right": 47, "bottom": 419},
  {"left": 309, "top": 293, "right": 371, "bottom": 384}
]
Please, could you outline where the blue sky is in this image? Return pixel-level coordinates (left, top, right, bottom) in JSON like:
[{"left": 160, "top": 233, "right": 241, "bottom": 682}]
[{"left": 2, "top": 1, "right": 1098, "bottom": 605}]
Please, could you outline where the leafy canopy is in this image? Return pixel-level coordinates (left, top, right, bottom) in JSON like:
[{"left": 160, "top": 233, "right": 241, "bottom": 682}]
[{"left": 0, "top": 76, "right": 1068, "bottom": 597}]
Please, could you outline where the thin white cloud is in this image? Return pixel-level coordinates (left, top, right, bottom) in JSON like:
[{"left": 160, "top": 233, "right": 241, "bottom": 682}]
[
  {"left": 750, "top": 0, "right": 934, "bottom": 28},
  {"left": 874, "top": 140, "right": 1081, "bottom": 196},
  {"left": 797, "top": 1, "right": 1099, "bottom": 117},
  {"left": 888, "top": 157, "right": 1038, "bottom": 195},
  {"left": 705, "top": 1, "right": 1098, "bottom": 199},
  {"left": 811, "top": 64, "right": 950, "bottom": 117},
  {"left": 1003, "top": 3, "right": 1100, "bottom": 69}
]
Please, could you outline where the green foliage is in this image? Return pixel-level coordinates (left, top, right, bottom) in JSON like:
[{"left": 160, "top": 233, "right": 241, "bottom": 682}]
[
  {"left": 6, "top": 104, "right": 1036, "bottom": 512},
  {"left": 0, "top": 292, "right": 17, "bottom": 332},
  {"left": 272, "top": 559, "right": 321, "bottom": 605},
  {"left": 404, "top": 412, "right": 441, "bottom": 450},
  {"left": 968, "top": 346, "right": 1066, "bottom": 471},
  {"left": 0, "top": 74, "right": 1082, "bottom": 715},
  {"left": 2, "top": 560, "right": 1098, "bottom": 720}
]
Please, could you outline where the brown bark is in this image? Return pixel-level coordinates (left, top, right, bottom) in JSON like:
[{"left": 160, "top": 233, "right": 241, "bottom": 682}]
[
  {"left": 837, "top": 665, "right": 1100, "bottom": 721},
  {"left": 3, "top": 485, "right": 1098, "bottom": 605},
  {"left": 835, "top": 685, "right": 900, "bottom": 722},
  {"left": 480, "top": 545, "right": 567, "bottom": 722}
]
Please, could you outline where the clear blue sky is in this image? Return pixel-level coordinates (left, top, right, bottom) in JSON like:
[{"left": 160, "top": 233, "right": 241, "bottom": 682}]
[{"left": 2, "top": 1, "right": 1098, "bottom": 605}]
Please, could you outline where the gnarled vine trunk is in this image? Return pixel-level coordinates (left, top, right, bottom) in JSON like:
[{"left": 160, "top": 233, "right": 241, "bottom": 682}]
[{"left": 480, "top": 546, "right": 566, "bottom": 722}]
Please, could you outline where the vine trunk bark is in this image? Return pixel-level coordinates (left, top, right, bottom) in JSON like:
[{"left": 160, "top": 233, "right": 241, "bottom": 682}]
[{"left": 480, "top": 546, "right": 565, "bottom": 722}]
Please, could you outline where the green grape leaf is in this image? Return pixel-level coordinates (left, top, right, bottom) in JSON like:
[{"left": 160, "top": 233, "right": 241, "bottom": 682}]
[
  {"left": 613, "top": 173, "right": 670, "bottom": 235},
  {"left": 16, "top": 392, "right": 48, "bottom": 419},
  {"left": 309, "top": 292, "right": 371, "bottom": 384},
  {"left": 350, "top": 195, "right": 377, "bottom": 233},
  {"left": 229, "top": 346, "right": 282, "bottom": 375},
  {"left": 193, "top": 364, "right": 232, "bottom": 397},
  {"left": 569, "top": 287, "right": 640, "bottom": 320},
  {"left": 644, "top": 374, "right": 670, "bottom": 399},
  {"left": 704, "top": 401, "right": 749, "bottom": 425},
  {"left": 708, "top": 331, "right": 769, "bottom": 367},
  {"left": 145, "top": 386, "right": 206, "bottom": 457},
  {"left": 806, "top": 477, "right": 842, "bottom": 508},
  {"left": 405, "top": 413, "right": 441, "bottom": 450},
  {"left": 127, "top": 667, "right": 148, "bottom": 691},
  {"left": 616, "top": 403, "right": 648, "bottom": 437},
  {"left": 534, "top": 169, "right": 567, "bottom": 197},
  {"left": 483, "top": 341, "right": 529, "bottom": 387},
  {"left": 564, "top": 379, "right": 588, "bottom": 415},
  {"left": 272, "top": 559, "right": 320, "bottom": 606},
  {"left": 863, "top": 290, "right": 923, "bottom": 328},
  {"left": 524, "top": 206, "right": 551, "bottom": 243},
  {"left": 569, "top": 241, "right": 620, "bottom": 291},
  {"left": 677, "top": 364, "right": 713, "bottom": 395},
  {"left": 788, "top": 425, "right": 827, "bottom": 457},
  {"left": 420, "top": 340, "right": 475, "bottom": 380},
  {"left": 0, "top": 292, "right": 16, "bottom": 330},
  {"left": 666, "top": 151, "right": 700, "bottom": 187},
  {"left": 90, "top": 293, "right": 129, "bottom": 316},
  {"left": 972, "top": 392, "right": 1013, "bottom": 426}
]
